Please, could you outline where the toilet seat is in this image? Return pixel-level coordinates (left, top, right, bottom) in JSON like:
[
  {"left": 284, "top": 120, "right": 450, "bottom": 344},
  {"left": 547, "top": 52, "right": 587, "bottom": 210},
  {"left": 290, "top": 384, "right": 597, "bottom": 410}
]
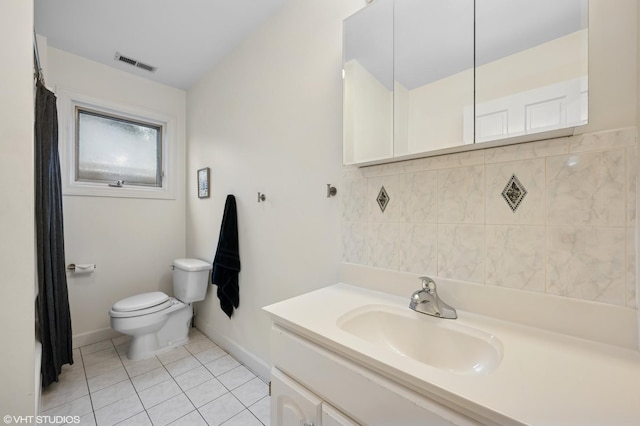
[{"left": 110, "top": 291, "right": 173, "bottom": 318}]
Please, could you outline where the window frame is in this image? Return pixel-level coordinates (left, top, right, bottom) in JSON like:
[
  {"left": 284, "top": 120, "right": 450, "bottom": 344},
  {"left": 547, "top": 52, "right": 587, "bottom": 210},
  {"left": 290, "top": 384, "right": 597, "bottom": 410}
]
[
  {"left": 58, "top": 89, "right": 177, "bottom": 200},
  {"left": 74, "top": 106, "right": 164, "bottom": 188}
]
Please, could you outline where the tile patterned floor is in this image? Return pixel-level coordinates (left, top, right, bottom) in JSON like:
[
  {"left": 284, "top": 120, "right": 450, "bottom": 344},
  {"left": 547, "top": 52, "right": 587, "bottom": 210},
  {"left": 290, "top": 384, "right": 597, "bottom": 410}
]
[{"left": 40, "top": 329, "right": 270, "bottom": 426}]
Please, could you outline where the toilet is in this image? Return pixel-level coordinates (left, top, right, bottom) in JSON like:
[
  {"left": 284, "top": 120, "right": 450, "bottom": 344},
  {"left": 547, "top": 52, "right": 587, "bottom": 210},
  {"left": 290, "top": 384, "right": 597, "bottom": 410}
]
[{"left": 109, "top": 258, "right": 210, "bottom": 360}]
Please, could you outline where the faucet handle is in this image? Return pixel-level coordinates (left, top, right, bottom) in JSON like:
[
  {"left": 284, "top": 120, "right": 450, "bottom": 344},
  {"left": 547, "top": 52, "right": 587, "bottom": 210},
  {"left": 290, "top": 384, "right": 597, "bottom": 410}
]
[{"left": 418, "top": 276, "right": 436, "bottom": 293}]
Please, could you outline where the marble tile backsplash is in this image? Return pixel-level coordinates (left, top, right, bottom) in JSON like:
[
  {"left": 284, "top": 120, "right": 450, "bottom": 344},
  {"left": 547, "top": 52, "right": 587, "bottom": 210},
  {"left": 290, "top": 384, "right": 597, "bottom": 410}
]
[{"left": 341, "top": 127, "right": 638, "bottom": 308}]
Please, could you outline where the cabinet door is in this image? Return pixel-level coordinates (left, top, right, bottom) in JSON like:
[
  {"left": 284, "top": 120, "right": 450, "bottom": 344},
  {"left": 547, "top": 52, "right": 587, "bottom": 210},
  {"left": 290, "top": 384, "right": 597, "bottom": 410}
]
[
  {"left": 271, "top": 368, "right": 322, "bottom": 426},
  {"left": 322, "top": 404, "right": 359, "bottom": 426}
]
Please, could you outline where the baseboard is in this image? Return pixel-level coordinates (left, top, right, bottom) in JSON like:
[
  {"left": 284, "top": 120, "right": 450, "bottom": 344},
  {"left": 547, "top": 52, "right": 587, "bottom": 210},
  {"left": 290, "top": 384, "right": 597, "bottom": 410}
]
[
  {"left": 72, "top": 327, "right": 122, "bottom": 349},
  {"left": 195, "top": 322, "right": 270, "bottom": 381}
]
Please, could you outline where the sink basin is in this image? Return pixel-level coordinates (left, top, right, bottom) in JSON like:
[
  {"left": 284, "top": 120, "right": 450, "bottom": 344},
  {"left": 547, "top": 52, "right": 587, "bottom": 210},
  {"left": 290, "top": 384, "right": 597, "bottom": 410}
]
[{"left": 337, "top": 304, "right": 503, "bottom": 375}]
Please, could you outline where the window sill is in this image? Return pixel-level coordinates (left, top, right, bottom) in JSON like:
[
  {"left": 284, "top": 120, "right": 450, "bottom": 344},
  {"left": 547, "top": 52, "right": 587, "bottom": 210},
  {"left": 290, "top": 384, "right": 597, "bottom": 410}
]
[{"left": 63, "top": 181, "right": 176, "bottom": 200}]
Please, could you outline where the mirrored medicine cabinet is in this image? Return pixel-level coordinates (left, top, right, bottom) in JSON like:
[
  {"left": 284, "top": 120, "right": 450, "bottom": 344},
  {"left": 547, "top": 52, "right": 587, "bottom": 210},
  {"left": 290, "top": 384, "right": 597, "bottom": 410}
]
[{"left": 343, "top": 0, "right": 588, "bottom": 166}]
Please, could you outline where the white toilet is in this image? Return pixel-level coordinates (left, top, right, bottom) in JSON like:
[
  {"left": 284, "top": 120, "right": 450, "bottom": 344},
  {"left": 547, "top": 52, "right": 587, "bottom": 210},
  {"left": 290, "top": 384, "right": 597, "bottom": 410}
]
[{"left": 109, "top": 258, "right": 210, "bottom": 360}]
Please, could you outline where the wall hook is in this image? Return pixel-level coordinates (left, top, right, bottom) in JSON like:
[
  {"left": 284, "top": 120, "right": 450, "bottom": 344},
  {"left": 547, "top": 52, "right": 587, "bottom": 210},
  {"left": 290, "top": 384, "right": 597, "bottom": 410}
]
[
  {"left": 326, "top": 184, "right": 337, "bottom": 198},
  {"left": 258, "top": 192, "right": 266, "bottom": 202}
]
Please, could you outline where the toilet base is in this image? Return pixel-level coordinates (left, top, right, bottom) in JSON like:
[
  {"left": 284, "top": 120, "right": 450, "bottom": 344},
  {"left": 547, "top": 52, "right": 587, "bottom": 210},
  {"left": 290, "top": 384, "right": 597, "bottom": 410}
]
[
  {"left": 127, "top": 332, "right": 161, "bottom": 361},
  {"left": 125, "top": 301, "right": 193, "bottom": 361}
]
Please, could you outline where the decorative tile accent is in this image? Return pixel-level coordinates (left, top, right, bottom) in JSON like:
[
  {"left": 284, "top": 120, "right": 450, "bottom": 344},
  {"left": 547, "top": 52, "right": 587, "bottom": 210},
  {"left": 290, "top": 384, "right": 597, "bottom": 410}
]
[
  {"left": 341, "top": 128, "right": 638, "bottom": 309},
  {"left": 486, "top": 159, "right": 544, "bottom": 225},
  {"left": 376, "top": 186, "right": 390, "bottom": 213},
  {"left": 501, "top": 174, "right": 527, "bottom": 212}
]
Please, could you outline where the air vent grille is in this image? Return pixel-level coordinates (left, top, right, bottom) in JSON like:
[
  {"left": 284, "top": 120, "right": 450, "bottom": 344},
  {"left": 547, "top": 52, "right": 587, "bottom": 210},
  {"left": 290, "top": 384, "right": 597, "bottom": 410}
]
[{"left": 114, "top": 52, "right": 157, "bottom": 73}]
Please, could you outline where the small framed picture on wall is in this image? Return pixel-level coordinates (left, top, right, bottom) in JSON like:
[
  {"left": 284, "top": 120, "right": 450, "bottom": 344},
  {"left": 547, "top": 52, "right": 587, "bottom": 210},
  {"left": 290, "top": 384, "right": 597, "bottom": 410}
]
[{"left": 197, "top": 167, "right": 210, "bottom": 198}]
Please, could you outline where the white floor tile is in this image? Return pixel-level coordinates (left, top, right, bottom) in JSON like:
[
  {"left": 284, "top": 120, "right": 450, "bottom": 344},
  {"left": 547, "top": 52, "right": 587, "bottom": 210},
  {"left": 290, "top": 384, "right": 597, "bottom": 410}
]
[
  {"left": 41, "top": 377, "right": 89, "bottom": 412},
  {"left": 114, "top": 411, "right": 152, "bottom": 426},
  {"left": 249, "top": 396, "right": 270, "bottom": 426},
  {"left": 138, "top": 379, "right": 182, "bottom": 410},
  {"left": 204, "top": 355, "right": 240, "bottom": 377},
  {"left": 187, "top": 329, "right": 205, "bottom": 340},
  {"left": 111, "top": 335, "right": 131, "bottom": 347},
  {"left": 184, "top": 378, "right": 228, "bottom": 408},
  {"left": 183, "top": 338, "right": 215, "bottom": 355},
  {"left": 157, "top": 346, "right": 191, "bottom": 365},
  {"left": 168, "top": 410, "right": 208, "bottom": 426},
  {"left": 123, "top": 357, "right": 162, "bottom": 378},
  {"left": 221, "top": 409, "right": 264, "bottom": 426},
  {"left": 78, "top": 412, "right": 97, "bottom": 426},
  {"left": 83, "top": 348, "right": 119, "bottom": 367},
  {"left": 198, "top": 393, "right": 244, "bottom": 426},
  {"left": 44, "top": 334, "right": 270, "bottom": 426},
  {"left": 88, "top": 366, "right": 128, "bottom": 393},
  {"left": 217, "top": 365, "right": 256, "bottom": 390},
  {"left": 41, "top": 395, "right": 93, "bottom": 425},
  {"left": 94, "top": 394, "right": 144, "bottom": 426},
  {"left": 131, "top": 367, "right": 172, "bottom": 392},
  {"left": 231, "top": 377, "right": 268, "bottom": 407},
  {"left": 146, "top": 393, "right": 195, "bottom": 426},
  {"left": 91, "top": 379, "right": 136, "bottom": 411},
  {"left": 80, "top": 340, "right": 114, "bottom": 356},
  {"left": 193, "top": 346, "right": 226, "bottom": 364},
  {"left": 174, "top": 365, "right": 213, "bottom": 392},
  {"left": 66, "top": 349, "right": 85, "bottom": 370},
  {"left": 115, "top": 342, "right": 130, "bottom": 356},
  {"left": 85, "top": 357, "right": 123, "bottom": 379},
  {"left": 164, "top": 355, "right": 200, "bottom": 377}
]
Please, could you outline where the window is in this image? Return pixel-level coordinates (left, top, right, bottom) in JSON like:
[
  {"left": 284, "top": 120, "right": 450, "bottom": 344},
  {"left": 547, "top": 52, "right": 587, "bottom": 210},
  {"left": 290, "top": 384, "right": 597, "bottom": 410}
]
[
  {"left": 75, "top": 107, "right": 163, "bottom": 187},
  {"left": 58, "top": 90, "right": 176, "bottom": 200}
]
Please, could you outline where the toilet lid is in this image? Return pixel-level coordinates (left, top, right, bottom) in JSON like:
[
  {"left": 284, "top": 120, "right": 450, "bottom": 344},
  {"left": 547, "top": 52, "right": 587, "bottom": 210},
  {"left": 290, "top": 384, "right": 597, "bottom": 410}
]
[
  {"left": 109, "top": 299, "right": 174, "bottom": 318},
  {"left": 112, "top": 291, "right": 170, "bottom": 312}
]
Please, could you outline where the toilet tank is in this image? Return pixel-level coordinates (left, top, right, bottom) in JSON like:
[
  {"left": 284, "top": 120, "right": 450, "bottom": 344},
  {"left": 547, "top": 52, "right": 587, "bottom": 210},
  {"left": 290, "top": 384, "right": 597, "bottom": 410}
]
[{"left": 172, "top": 258, "right": 210, "bottom": 303}]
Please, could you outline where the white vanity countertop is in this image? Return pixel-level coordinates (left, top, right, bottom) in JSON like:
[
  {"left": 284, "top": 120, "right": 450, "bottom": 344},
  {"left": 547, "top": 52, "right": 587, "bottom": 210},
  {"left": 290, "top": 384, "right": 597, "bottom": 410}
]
[{"left": 263, "top": 283, "right": 640, "bottom": 425}]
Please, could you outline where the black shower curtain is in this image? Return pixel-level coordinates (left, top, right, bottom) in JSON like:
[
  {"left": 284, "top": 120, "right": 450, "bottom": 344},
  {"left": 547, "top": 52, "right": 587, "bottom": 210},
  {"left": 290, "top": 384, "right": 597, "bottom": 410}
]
[{"left": 35, "top": 81, "right": 73, "bottom": 388}]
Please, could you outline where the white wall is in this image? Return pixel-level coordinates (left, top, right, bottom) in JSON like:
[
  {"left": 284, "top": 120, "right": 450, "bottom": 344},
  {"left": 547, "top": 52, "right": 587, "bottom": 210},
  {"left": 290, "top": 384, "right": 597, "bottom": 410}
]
[
  {"left": 187, "top": 0, "right": 363, "bottom": 377},
  {"left": 46, "top": 47, "right": 187, "bottom": 346},
  {"left": 0, "top": 0, "right": 36, "bottom": 415}
]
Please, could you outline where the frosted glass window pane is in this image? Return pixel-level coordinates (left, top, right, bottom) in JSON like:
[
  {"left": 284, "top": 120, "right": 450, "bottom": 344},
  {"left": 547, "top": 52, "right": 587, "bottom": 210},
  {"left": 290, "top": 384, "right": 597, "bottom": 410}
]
[{"left": 76, "top": 109, "right": 161, "bottom": 186}]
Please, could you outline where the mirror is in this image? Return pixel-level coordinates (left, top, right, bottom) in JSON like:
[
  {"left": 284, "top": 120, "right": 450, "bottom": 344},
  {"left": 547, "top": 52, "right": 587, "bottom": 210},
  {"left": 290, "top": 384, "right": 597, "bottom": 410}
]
[
  {"left": 343, "top": 0, "right": 393, "bottom": 165},
  {"left": 343, "top": 0, "right": 588, "bottom": 166},
  {"left": 472, "top": 0, "right": 588, "bottom": 143},
  {"left": 394, "top": 0, "right": 474, "bottom": 157}
]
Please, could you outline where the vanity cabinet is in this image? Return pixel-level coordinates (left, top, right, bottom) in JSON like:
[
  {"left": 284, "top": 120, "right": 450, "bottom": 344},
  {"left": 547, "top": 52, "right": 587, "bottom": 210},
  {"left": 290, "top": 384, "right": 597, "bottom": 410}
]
[
  {"left": 271, "top": 368, "right": 358, "bottom": 426},
  {"left": 343, "top": 0, "right": 588, "bottom": 165},
  {"left": 270, "top": 325, "right": 482, "bottom": 426}
]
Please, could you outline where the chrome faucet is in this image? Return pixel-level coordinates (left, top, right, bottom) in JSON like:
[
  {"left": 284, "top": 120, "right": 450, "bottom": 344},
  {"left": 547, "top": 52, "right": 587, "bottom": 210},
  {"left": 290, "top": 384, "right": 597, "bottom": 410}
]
[{"left": 409, "top": 276, "right": 457, "bottom": 319}]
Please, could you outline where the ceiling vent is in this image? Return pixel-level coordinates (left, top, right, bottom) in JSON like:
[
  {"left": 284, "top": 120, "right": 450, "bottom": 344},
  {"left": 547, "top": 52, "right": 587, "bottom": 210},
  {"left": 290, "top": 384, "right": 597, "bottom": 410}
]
[{"left": 114, "top": 52, "right": 157, "bottom": 73}]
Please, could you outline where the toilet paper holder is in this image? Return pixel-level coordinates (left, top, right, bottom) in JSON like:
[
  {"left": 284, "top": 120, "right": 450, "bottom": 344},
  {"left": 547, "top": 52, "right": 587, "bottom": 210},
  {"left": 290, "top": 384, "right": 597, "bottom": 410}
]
[{"left": 67, "top": 263, "right": 96, "bottom": 271}]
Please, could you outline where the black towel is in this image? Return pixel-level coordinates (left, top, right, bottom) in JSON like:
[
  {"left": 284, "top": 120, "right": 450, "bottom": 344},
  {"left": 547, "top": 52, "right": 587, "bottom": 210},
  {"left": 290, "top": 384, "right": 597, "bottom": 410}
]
[{"left": 212, "top": 194, "right": 241, "bottom": 318}]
